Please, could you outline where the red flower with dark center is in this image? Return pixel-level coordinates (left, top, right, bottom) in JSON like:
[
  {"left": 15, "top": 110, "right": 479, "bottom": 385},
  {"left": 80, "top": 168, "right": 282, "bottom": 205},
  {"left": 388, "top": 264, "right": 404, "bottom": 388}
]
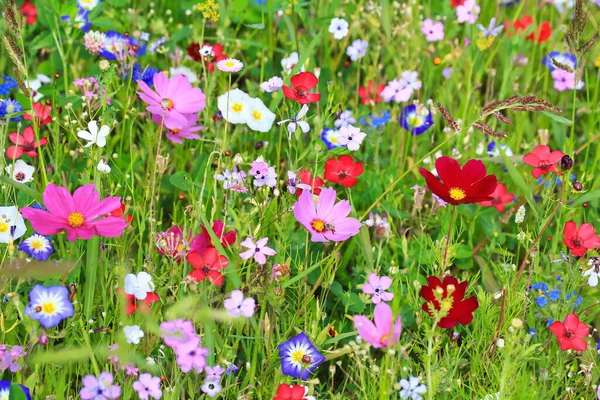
[
  {"left": 563, "top": 221, "right": 600, "bottom": 257},
  {"left": 549, "top": 313, "right": 589, "bottom": 351},
  {"left": 295, "top": 170, "right": 324, "bottom": 197},
  {"left": 479, "top": 183, "right": 515, "bottom": 212},
  {"left": 20, "top": 0, "right": 37, "bottom": 25},
  {"left": 6, "top": 126, "right": 48, "bottom": 160},
  {"left": 358, "top": 81, "right": 384, "bottom": 105},
  {"left": 187, "top": 42, "right": 227, "bottom": 73},
  {"left": 187, "top": 247, "right": 229, "bottom": 286},
  {"left": 522, "top": 145, "right": 565, "bottom": 179},
  {"left": 324, "top": 155, "right": 364, "bottom": 188},
  {"left": 419, "top": 156, "right": 497, "bottom": 205},
  {"left": 189, "top": 220, "right": 237, "bottom": 255},
  {"left": 282, "top": 72, "right": 321, "bottom": 105},
  {"left": 419, "top": 276, "right": 479, "bottom": 329},
  {"left": 273, "top": 384, "right": 313, "bottom": 400},
  {"left": 119, "top": 289, "right": 160, "bottom": 315},
  {"left": 23, "top": 102, "right": 52, "bottom": 126},
  {"left": 109, "top": 203, "right": 134, "bottom": 223}
]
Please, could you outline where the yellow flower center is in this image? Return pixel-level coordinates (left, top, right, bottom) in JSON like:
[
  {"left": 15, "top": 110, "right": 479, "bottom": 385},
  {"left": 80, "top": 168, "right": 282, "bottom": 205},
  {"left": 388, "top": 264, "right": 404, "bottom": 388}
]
[
  {"left": 252, "top": 110, "right": 262, "bottom": 121},
  {"left": 330, "top": 136, "right": 337, "bottom": 143},
  {"left": 31, "top": 239, "right": 44, "bottom": 250},
  {"left": 232, "top": 103, "right": 243, "bottom": 112},
  {"left": 225, "top": 61, "right": 235, "bottom": 68},
  {"left": 311, "top": 219, "right": 326, "bottom": 232},
  {"left": 42, "top": 301, "right": 56, "bottom": 314},
  {"left": 68, "top": 212, "right": 85, "bottom": 228},
  {"left": 0, "top": 222, "right": 8, "bottom": 233},
  {"left": 171, "top": 128, "right": 180, "bottom": 134},
  {"left": 161, "top": 98, "right": 174, "bottom": 110},
  {"left": 291, "top": 350, "right": 304, "bottom": 364},
  {"left": 448, "top": 187, "right": 466, "bottom": 201},
  {"left": 408, "top": 116, "right": 423, "bottom": 127},
  {"left": 380, "top": 333, "right": 390, "bottom": 346},
  {"left": 440, "top": 298, "right": 453, "bottom": 312}
]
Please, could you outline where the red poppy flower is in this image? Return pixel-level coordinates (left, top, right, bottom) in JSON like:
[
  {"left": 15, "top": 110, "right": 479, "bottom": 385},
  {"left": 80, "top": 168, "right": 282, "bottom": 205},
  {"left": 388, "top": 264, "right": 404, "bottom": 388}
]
[
  {"left": 504, "top": 15, "right": 533, "bottom": 37},
  {"left": 23, "top": 102, "right": 52, "bottom": 126},
  {"left": 479, "top": 183, "right": 515, "bottom": 212},
  {"left": 295, "top": 170, "right": 324, "bottom": 197},
  {"left": 273, "top": 384, "right": 313, "bottom": 400},
  {"left": 189, "top": 220, "right": 237, "bottom": 255},
  {"left": 120, "top": 289, "right": 160, "bottom": 315},
  {"left": 549, "top": 313, "right": 589, "bottom": 351},
  {"left": 563, "top": 221, "right": 600, "bottom": 257},
  {"left": 419, "top": 276, "right": 479, "bottom": 329},
  {"left": 187, "top": 247, "right": 229, "bottom": 286},
  {"left": 526, "top": 22, "right": 552, "bottom": 43},
  {"left": 20, "top": 0, "right": 37, "bottom": 25},
  {"left": 358, "top": 81, "right": 384, "bottom": 105},
  {"left": 109, "top": 203, "right": 133, "bottom": 223},
  {"left": 6, "top": 126, "right": 48, "bottom": 160},
  {"left": 282, "top": 72, "right": 321, "bottom": 105},
  {"left": 324, "top": 155, "right": 364, "bottom": 188},
  {"left": 419, "top": 156, "right": 497, "bottom": 205},
  {"left": 522, "top": 145, "right": 565, "bottom": 179},
  {"left": 187, "top": 42, "right": 227, "bottom": 73}
]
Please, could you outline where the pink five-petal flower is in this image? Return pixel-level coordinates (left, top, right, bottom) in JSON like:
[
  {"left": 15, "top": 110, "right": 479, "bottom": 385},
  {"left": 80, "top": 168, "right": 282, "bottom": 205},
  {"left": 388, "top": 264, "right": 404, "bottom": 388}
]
[
  {"left": 137, "top": 73, "right": 206, "bottom": 128},
  {"left": 421, "top": 18, "right": 444, "bottom": 42},
  {"left": 353, "top": 302, "right": 402, "bottom": 349},
  {"left": 563, "top": 221, "right": 600, "bottom": 257},
  {"left": 239, "top": 237, "right": 276, "bottom": 265},
  {"left": 522, "top": 145, "right": 565, "bottom": 179},
  {"left": 362, "top": 273, "right": 394, "bottom": 304},
  {"left": 20, "top": 183, "right": 127, "bottom": 242},
  {"left": 293, "top": 187, "right": 361, "bottom": 242}
]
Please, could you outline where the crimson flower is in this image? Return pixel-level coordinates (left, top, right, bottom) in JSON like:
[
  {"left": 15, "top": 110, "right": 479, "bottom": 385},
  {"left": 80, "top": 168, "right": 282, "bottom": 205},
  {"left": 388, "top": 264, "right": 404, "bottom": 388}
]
[
  {"left": 273, "top": 384, "right": 314, "bottom": 400},
  {"left": 295, "top": 170, "right": 324, "bottom": 197},
  {"left": 549, "top": 313, "right": 589, "bottom": 351},
  {"left": 119, "top": 289, "right": 160, "bottom": 315},
  {"left": 20, "top": 0, "right": 37, "bottom": 25},
  {"left": 358, "top": 81, "right": 384, "bottom": 105},
  {"left": 324, "top": 155, "right": 364, "bottom": 188},
  {"left": 479, "top": 183, "right": 515, "bottom": 212},
  {"left": 282, "top": 72, "right": 321, "bottom": 105},
  {"left": 109, "top": 203, "right": 133, "bottom": 223},
  {"left": 419, "top": 156, "right": 497, "bottom": 205},
  {"left": 6, "top": 126, "right": 48, "bottom": 160},
  {"left": 187, "top": 247, "right": 229, "bottom": 286},
  {"left": 451, "top": 0, "right": 465, "bottom": 6},
  {"left": 189, "top": 220, "right": 237, "bottom": 255},
  {"left": 522, "top": 145, "right": 565, "bottom": 179},
  {"left": 505, "top": 16, "right": 552, "bottom": 43},
  {"left": 563, "top": 221, "right": 600, "bottom": 257},
  {"left": 419, "top": 276, "right": 479, "bottom": 329},
  {"left": 187, "top": 42, "right": 227, "bottom": 72},
  {"left": 23, "top": 102, "right": 52, "bottom": 126}
]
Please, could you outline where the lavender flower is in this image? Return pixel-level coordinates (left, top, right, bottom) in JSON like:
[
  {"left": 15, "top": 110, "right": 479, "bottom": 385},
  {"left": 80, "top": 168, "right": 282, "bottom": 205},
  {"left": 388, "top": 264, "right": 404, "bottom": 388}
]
[
  {"left": 421, "top": 19, "right": 444, "bottom": 42},
  {"left": 477, "top": 18, "right": 503, "bottom": 37},
  {"left": 79, "top": 372, "right": 121, "bottom": 400},
  {"left": 24, "top": 285, "right": 74, "bottom": 328},
  {"left": 132, "top": 373, "right": 162, "bottom": 400},
  {"left": 224, "top": 290, "right": 256, "bottom": 318},
  {"left": 334, "top": 110, "right": 357, "bottom": 128},
  {"left": 346, "top": 39, "right": 368, "bottom": 61}
]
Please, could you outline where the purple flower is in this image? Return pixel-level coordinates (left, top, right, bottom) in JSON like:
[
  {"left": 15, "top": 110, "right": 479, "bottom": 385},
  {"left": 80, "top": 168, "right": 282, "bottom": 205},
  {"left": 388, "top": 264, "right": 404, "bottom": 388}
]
[
  {"left": 224, "top": 290, "right": 256, "bottom": 318},
  {"left": 121, "top": 363, "right": 139, "bottom": 376},
  {"left": 552, "top": 69, "right": 584, "bottom": 91},
  {"left": 160, "top": 319, "right": 199, "bottom": 353},
  {"left": 442, "top": 67, "right": 452, "bottom": 79},
  {"left": 239, "top": 237, "right": 277, "bottom": 265},
  {"left": 476, "top": 17, "right": 503, "bottom": 37},
  {"left": 354, "top": 302, "right": 402, "bottom": 349},
  {"left": 362, "top": 274, "right": 394, "bottom": 304},
  {"left": 381, "top": 71, "right": 421, "bottom": 103},
  {"left": 278, "top": 332, "right": 325, "bottom": 380},
  {"left": 421, "top": 18, "right": 444, "bottom": 42},
  {"left": 399, "top": 104, "right": 434, "bottom": 135},
  {"left": 205, "top": 365, "right": 225, "bottom": 381},
  {"left": 0, "top": 345, "right": 25, "bottom": 372},
  {"left": 225, "top": 361, "right": 239, "bottom": 375},
  {"left": 346, "top": 39, "right": 368, "bottom": 61},
  {"left": 249, "top": 160, "right": 277, "bottom": 187},
  {"left": 132, "top": 373, "right": 162, "bottom": 400},
  {"left": 24, "top": 285, "right": 74, "bottom": 328},
  {"left": 260, "top": 76, "right": 284, "bottom": 93},
  {"left": 456, "top": 0, "right": 480, "bottom": 24},
  {"left": 79, "top": 372, "right": 121, "bottom": 400},
  {"left": 334, "top": 110, "right": 357, "bottom": 128},
  {"left": 175, "top": 343, "right": 210, "bottom": 373}
]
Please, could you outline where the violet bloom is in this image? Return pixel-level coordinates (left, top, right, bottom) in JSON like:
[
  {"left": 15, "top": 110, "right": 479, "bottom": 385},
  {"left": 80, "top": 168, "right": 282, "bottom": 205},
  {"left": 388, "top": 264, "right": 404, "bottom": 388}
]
[
  {"left": 239, "top": 237, "right": 277, "bottom": 265},
  {"left": 249, "top": 160, "right": 277, "bottom": 188},
  {"left": 205, "top": 365, "right": 225, "bottom": 381},
  {"left": 346, "top": 39, "right": 368, "bottom": 61},
  {"left": 552, "top": 69, "right": 584, "bottom": 91},
  {"left": 224, "top": 290, "right": 256, "bottom": 318},
  {"left": 421, "top": 19, "right": 444, "bottom": 42},
  {"left": 278, "top": 332, "right": 325, "bottom": 380},
  {"left": 175, "top": 343, "right": 210, "bottom": 373},
  {"left": 293, "top": 187, "right": 361, "bottom": 242},
  {"left": 0, "top": 345, "right": 25, "bottom": 372},
  {"left": 354, "top": 302, "right": 402, "bottom": 349},
  {"left": 137, "top": 73, "right": 206, "bottom": 128},
  {"left": 334, "top": 110, "right": 357, "bottom": 128},
  {"left": 79, "top": 372, "right": 121, "bottom": 400},
  {"left": 132, "top": 373, "right": 162, "bottom": 400},
  {"left": 24, "top": 285, "right": 74, "bottom": 328},
  {"left": 442, "top": 67, "right": 452, "bottom": 79},
  {"left": 456, "top": 0, "right": 480, "bottom": 24},
  {"left": 152, "top": 113, "right": 203, "bottom": 144},
  {"left": 381, "top": 79, "right": 412, "bottom": 103},
  {"left": 160, "top": 319, "right": 199, "bottom": 353},
  {"left": 477, "top": 17, "right": 503, "bottom": 37},
  {"left": 362, "top": 274, "right": 394, "bottom": 304}
]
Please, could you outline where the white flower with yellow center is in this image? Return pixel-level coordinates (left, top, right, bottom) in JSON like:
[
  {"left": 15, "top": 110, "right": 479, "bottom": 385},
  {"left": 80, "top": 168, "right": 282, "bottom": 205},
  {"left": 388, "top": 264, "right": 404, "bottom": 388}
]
[
  {"left": 0, "top": 206, "right": 26, "bottom": 243},
  {"left": 217, "top": 89, "right": 251, "bottom": 124},
  {"left": 78, "top": 0, "right": 101, "bottom": 10},
  {"left": 216, "top": 58, "right": 244, "bottom": 73},
  {"left": 246, "top": 98, "right": 276, "bottom": 133}
]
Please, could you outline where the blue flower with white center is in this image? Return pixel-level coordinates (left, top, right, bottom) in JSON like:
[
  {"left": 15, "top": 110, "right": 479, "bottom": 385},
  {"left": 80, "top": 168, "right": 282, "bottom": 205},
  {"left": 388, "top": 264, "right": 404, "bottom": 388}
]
[
  {"left": 0, "top": 76, "right": 17, "bottom": 96},
  {"left": 129, "top": 64, "right": 159, "bottom": 86},
  {"left": 77, "top": 0, "right": 101, "bottom": 11},
  {"left": 24, "top": 285, "right": 74, "bottom": 329},
  {"left": 542, "top": 51, "right": 577, "bottom": 72},
  {"left": 99, "top": 31, "right": 147, "bottom": 60},
  {"left": 61, "top": 7, "right": 91, "bottom": 32},
  {"left": 487, "top": 141, "right": 513, "bottom": 157},
  {"left": 0, "top": 380, "right": 31, "bottom": 400},
  {"left": 18, "top": 234, "right": 54, "bottom": 261},
  {"left": 278, "top": 332, "right": 325, "bottom": 381},
  {"left": 399, "top": 104, "right": 433, "bottom": 135},
  {"left": 0, "top": 99, "right": 23, "bottom": 121},
  {"left": 321, "top": 128, "right": 342, "bottom": 150}
]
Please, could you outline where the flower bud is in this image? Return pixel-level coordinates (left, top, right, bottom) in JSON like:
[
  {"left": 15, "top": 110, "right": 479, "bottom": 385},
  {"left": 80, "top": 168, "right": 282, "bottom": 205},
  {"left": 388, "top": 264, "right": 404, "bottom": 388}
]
[{"left": 559, "top": 155, "right": 573, "bottom": 171}]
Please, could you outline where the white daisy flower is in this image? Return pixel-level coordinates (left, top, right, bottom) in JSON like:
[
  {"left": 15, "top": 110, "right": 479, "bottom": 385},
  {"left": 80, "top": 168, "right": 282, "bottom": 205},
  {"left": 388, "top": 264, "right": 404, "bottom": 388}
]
[
  {"left": 217, "top": 89, "right": 252, "bottom": 124},
  {"left": 246, "top": 98, "right": 276, "bottom": 132}
]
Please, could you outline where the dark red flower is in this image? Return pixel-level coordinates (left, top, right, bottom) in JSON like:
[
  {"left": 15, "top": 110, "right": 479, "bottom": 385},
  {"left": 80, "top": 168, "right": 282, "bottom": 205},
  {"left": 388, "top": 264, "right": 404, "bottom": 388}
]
[
  {"left": 282, "top": 72, "right": 321, "bottom": 105},
  {"left": 295, "top": 170, "right": 324, "bottom": 197},
  {"left": 187, "top": 42, "right": 227, "bottom": 73},
  {"left": 187, "top": 247, "right": 229, "bottom": 286},
  {"left": 479, "top": 183, "right": 514, "bottom": 212},
  {"left": 563, "top": 221, "right": 600, "bottom": 257},
  {"left": 451, "top": 0, "right": 465, "bottom": 7},
  {"left": 549, "top": 313, "right": 589, "bottom": 351},
  {"left": 189, "top": 220, "right": 237, "bottom": 255},
  {"left": 324, "top": 155, "right": 364, "bottom": 188},
  {"left": 109, "top": 203, "right": 133, "bottom": 223},
  {"left": 6, "top": 126, "right": 48, "bottom": 160},
  {"left": 358, "top": 81, "right": 384, "bottom": 105},
  {"left": 23, "top": 102, "right": 52, "bottom": 126},
  {"left": 273, "top": 384, "right": 313, "bottom": 400},
  {"left": 20, "top": 0, "right": 37, "bottom": 25},
  {"left": 522, "top": 145, "right": 565, "bottom": 179},
  {"left": 419, "top": 276, "right": 479, "bottom": 329},
  {"left": 119, "top": 289, "right": 160, "bottom": 315},
  {"left": 419, "top": 156, "right": 497, "bottom": 205}
]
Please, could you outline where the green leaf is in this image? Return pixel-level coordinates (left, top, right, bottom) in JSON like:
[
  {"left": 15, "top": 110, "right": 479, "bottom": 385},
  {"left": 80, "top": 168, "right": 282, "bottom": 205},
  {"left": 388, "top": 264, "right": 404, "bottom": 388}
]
[
  {"left": 9, "top": 383, "right": 28, "bottom": 400},
  {"left": 91, "top": 16, "right": 118, "bottom": 30},
  {"left": 541, "top": 111, "right": 573, "bottom": 126},
  {"left": 30, "top": 33, "right": 56, "bottom": 51},
  {"left": 170, "top": 172, "right": 193, "bottom": 191},
  {"left": 380, "top": 0, "right": 392, "bottom": 38},
  {"left": 169, "top": 26, "right": 192, "bottom": 45},
  {"left": 497, "top": 147, "right": 538, "bottom": 218},
  {"left": 291, "top": 34, "right": 322, "bottom": 74},
  {"left": 0, "top": 176, "right": 43, "bottom": 203},
  {"left": 244, "top": 23, "right": 265, "bottom": 30},
  {"left": 572, "top": 190, "right": 600, "bottom": 206}
]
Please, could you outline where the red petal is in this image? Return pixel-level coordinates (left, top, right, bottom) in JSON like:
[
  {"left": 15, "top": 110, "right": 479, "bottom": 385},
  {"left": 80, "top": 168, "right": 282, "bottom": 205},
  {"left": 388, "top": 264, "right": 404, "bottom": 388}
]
[
  {"left": 290, "top": 72, "right": 318, "bottom": 90},
  {"left": 563, "top": 221, "right": 577, "bottom": 239},
  {"left": 282, "top": 85, "right": 297, "bottom": 101},
  {"left": 549, "top": 321, "right": 565, "bottom": 337},
  {"left": 435, "top": 156, "right": 461, "bottom": 188}
]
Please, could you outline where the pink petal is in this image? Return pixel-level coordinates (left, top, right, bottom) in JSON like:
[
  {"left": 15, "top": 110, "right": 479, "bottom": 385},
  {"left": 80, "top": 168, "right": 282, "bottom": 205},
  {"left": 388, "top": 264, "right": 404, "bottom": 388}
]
[
  {"left": 316, "top": 187, "right": 337, "bottom": 219},
  {"left": 373, "top": 302, "right": 392, "bottom": 339},
  {"left": 354, "top": 315, "right": 382, "bottom": 348},
  {"left": 89, "top": 217, "right": 128, "bottom": 238},
  {"left": 20, "top": 207, "right": 68, "bottom": 235},
  {"left": 43, "top": 183, "right": 75, "bottom": 219}
]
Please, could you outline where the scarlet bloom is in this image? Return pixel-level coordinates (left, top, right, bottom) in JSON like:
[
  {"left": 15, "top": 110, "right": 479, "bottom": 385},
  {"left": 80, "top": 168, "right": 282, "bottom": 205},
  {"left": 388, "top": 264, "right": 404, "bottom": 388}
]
[
  {"left": 549, "top": 313, "right": 589, "bottom": 351},
  {"left": 563, "top": 221, "right": 600, "bottom": 257},
  {"left": 451, "top": 0, "right": 465, "bottom": 6},
  {"left": 504, "top": 16, "right": 552, "bottom": 43},
  {"left": 522, "top": 145, "right": 565, "bottom": 179},
  {"left": 20, "top": 0, "right": 37, "bottom": 25},
  {"left": 6, "top": 126, "right": 48, "bottom": 160},
  {"left": 273, "top": 384, "right": 315, "bottom": 400},
  {"left": 527, "top": 22, "right": 552, "bottom": 43},
  {"left": 189, "top": 220, "right": 237, "bottom": 254},
  {"left": 109, "top": 203, "right": 133, "bottom": 223},
  {"left": 187, "top": 42, "right": 227, "bottom": 73},
  {"left": 120, "top": 289, "right": 160, "bottom": 315},
  {"left": 324, "top": 155, "right": 365, "bottom": 188},
  {"left": 358, "top": 81, "right": 384, "bottom": 105},
  {"left": 419, "top": 276, "right": 479, "bottom": 329},
  {"left": 23, "top": 102, "right": 52, "bottom": 126},
  {"left": 295, "top": 170, "right": 324, "bottom": 197},
  {"left": 282, "top": 72, "right": 321, "bottom": 105},
  {"left": 479, "top": 183, "right": 515, "bottom": 212},
  {"left": 186, "top": 247, "right": 229, "bottom": 286},
  {"left": 419, "top": 156, "right": 497, "bottom": 205}
]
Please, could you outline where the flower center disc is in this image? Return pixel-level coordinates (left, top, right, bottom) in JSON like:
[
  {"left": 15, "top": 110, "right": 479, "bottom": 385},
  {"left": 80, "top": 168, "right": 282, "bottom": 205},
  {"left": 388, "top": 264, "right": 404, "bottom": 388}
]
[
  {"left": 252, "top": 110, "right": 262, "bottom": 121},
  {"left": 232, "top": 103, "right": 243, "bottom": 112},
  {"left": 68, "top": 211, "right": 85, "bottom": 228},
  {"left": 42, "top": 301, "right": 56, "bottom": 314},
  {"left": 448, "top": 187, "right": 466, "bottom": 201},
  {"left": 161, "top": 98, "right": 174, "bottom": 110},
  {"left": 311, "top": 219, "right": 326, "bottom": 232}
]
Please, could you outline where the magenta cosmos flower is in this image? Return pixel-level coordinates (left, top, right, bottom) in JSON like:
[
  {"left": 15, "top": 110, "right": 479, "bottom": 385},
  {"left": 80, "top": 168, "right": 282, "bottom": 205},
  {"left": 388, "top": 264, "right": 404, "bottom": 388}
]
[
  {"left": 293, "top": 187, "right": 361, "bottom": 242},
  {"left": 20, "top": 183, "right": 127, "bottom": 242},
  {"left": 354, "top": 302, "right": 402, "bottom": 349},
  {"left": 362, "top": 274, "right": 394, "bottom": 304},
  {"left": 137, "top": 72, "right": 206, "bottom": 128}
]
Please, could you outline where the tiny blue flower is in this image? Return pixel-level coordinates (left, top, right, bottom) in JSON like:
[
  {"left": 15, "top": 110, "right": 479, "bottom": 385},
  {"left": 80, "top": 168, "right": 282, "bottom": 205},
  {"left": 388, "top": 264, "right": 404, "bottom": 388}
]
[
  {"left": 548, "top": 289, "right": 560, "bottom": 301},
  {"left": 529, "top": 328, "right": 537, "bottom": 337},
  {"left": 531, "top": 282, "right": 548, "bottom": 293},
  {"left": 546, "top": 318, "right": 554, "bottom": 327},
  {"left": 534, "top": 296, "right": 547, "bottom": 307}
]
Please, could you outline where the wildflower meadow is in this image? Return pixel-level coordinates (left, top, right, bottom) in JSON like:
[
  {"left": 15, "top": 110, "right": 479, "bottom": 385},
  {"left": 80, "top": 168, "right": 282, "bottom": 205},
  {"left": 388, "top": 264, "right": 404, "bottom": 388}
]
[{"left": 2, "top": 0, "right": 600, "bottom": 398}]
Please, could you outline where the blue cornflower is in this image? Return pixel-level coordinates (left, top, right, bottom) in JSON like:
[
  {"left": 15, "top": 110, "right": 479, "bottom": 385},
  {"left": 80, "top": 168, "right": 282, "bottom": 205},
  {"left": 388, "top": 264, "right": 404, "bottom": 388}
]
[
  {"left": 278, "top": 332, "right": 325, "bottom": 381},
  {"left": 531, "top": 282, "right": 548, "bottom": 293},
  {"left": 129, "top": 64, "right": 159, "bottom": 86},
  {"left": 529, "top": 328, "right": 537, "bottom": 337},
  {"left": 542, "top": 51, "right": 577, "bottom": 72},
  {"left": 0, "top": 99, "right": 23, "bottom": 121},
  {"left": 477, "top": 18, "right": 504, "bottom": 38},
  {"left": 0, "top": 75, "right": 18, "bottom": 96},
  {"left": 534, "top": 296, "right": 547, "bottom": 307},
  {"left": 24, "top": 285, "right": 74, "bottom": 328},
  {"left": 18, "top": 234, "right": 54, "bottom": 261},
  {"left": 321, "top": 128, "right": 342, "bottom": 150},
  {"left": 399, "top": 104, "right": 433, "bottom": 135},
  {"left": 548, "top": 289, "right": 561, "bottom": 301}
]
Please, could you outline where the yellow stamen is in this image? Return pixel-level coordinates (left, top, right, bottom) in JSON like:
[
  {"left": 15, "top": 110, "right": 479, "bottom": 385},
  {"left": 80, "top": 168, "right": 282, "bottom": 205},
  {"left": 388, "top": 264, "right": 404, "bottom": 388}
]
[
  {"left": 232, "top": 103, "right": 243, "bottom": 112},
  {"left": 0, "top": 222, "right": 8, "bottom": 233},
  {"left": 42, "top": 302, "right": 56, "bottom": 314},
  {"left": 68, "top": 212, "right": 85, "bottom": 228},
  {"left": 291, "top": 350, "right": 304, "bottom": 364},
  {"left": 252, "top": 110, "right": 262, "bottom": 121},
  {"left": 311, "top": 219, "right": 325, "bottom": 232},
  {"left": 448, "top": 187, "right": 466, "bottom": 201}
]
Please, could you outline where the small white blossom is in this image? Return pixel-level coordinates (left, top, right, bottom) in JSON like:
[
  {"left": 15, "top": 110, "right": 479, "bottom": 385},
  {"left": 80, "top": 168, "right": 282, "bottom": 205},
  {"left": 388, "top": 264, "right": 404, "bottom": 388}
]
[{"left": 123, "top": 325, "right": 144, "bottom": 344}]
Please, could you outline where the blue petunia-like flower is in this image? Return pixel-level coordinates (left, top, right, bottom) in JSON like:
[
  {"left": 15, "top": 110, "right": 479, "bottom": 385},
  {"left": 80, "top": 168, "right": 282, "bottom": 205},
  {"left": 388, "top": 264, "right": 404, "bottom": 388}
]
[
  {"left": 0, "top": 75, "right": 18, "bottom": 96},
  {"left": 99, "top": 31, "right": 147, "bottom": 60},
  {"left": 399, "top": 104, "right": 433, "bottom": 135},
  {"left": 321, "top": 128, "right": 342, "bottom": 150},
  {"left": 542, "top": 51, "right": 577, "bottom": 72},
  {"left": 128, "top": 63, "right": 159, "bottom": 86},
  {"left": 278, "top": 332, "right": 325, "bottom": 381},
  {"left": 0, "top": 380, "right": 31, "bottom": 400},
  {"left": 18, "top": 234, "right": 54, "bottom": 261},
  {"left": 24, "top": 285, "right": 74, "bottom": 329}
]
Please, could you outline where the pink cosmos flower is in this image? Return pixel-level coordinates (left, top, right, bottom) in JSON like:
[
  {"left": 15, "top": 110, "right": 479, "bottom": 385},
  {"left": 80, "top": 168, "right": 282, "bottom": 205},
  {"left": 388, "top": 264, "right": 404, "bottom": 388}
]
[
  {"left": 456, "top": 0, "right": 480, "bottom": 24},
  {"left": 421, "top": 18, "right": 444, "bottom": 42},
  {"left": 20, "top": 183, "right": 127, "bottom": 242},
  {"left": 522, "top": 145, "right": 565, "bottom": 178},
  {"left": 239, "top": 237, "right": 277, "bottom": 265},
  {"left": 362, "top": 274, "right": 394, "bottom": 304},
  {"left": 293, "top": 187, "right": 361, "bottom": 242},
  {"left": 353, "top": 302, "right": 402, "bottom": 349},
  {"left": 137, "top": 73, "right": 206, "bottom": 128},
  {"left": 152, "top": 112, "right": 203, "bottom": 144}
]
